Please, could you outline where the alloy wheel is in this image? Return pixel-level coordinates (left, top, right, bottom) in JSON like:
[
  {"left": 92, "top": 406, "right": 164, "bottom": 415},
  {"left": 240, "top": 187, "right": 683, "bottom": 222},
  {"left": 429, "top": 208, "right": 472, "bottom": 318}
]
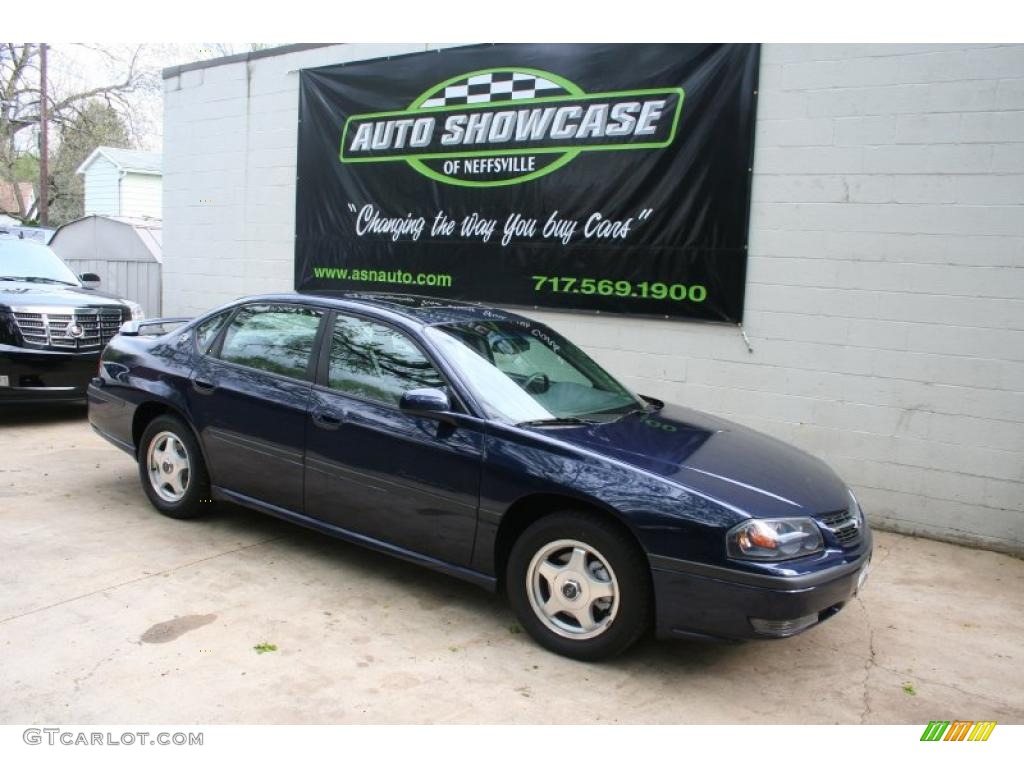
[
  {"left": 526, "top": 538, "right": 619, "bottom": 640},
  {"left": 146, "top": 431, "right": 191, "bottom": 503}
]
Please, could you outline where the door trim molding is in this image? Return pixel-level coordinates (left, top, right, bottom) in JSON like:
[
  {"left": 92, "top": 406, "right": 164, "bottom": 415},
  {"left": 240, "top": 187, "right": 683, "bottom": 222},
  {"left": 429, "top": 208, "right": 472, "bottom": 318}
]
[{"left": 211, "top": 485, "right": 498, "bottom": 591}]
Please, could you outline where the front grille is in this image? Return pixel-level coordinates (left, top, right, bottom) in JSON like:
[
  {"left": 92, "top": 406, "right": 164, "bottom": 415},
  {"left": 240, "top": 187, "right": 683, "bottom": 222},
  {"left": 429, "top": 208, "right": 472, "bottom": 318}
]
[
  {"left": 819, "top": 507, "right": 863, "bottom": 547},
  {"left": 12, "top": 312, "right": 47, "bottom": 345},
  {"left": 12, "top": 307, "right": 124, "bottom": 351},
  {"left": 46, "top": 313, "right": 75, "bottom": 348}
]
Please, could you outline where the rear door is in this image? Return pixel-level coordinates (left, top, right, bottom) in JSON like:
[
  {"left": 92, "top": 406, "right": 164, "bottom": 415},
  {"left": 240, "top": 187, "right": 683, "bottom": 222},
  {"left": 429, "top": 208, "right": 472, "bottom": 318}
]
[
  {"left": 188, "top": 302, "right": 325, "bottom": 512},
  {"left": 303, "top": 311, "right": 484, "bottom": 566}
]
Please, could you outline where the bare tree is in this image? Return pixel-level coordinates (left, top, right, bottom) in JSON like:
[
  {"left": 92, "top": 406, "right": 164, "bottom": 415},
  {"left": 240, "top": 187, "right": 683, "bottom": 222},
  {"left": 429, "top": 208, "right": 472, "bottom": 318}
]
[
  {"left": 0, "top": 43, "right": 155, "bottom": 223},
  {"left": 48, "top": 101, "right": 131, "bottom": 225}
]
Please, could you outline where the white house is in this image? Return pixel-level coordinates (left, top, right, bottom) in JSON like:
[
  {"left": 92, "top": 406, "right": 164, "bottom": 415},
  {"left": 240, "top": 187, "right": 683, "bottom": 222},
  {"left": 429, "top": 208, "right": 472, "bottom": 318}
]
[{"left": 76, "top": 147, "right": 163, "bottom": 219}]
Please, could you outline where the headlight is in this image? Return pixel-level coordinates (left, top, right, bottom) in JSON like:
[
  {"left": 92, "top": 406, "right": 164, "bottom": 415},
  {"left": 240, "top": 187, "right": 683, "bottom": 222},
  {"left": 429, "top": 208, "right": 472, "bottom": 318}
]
[
  {"left": 848, "top": 488, "right": 863, "bottom": 526},
  {"left": 124, "top": 301, "right": 144, "bottom": 320},
  {"left": 727, "top": 517, "right": 824, "bottom": 561}
]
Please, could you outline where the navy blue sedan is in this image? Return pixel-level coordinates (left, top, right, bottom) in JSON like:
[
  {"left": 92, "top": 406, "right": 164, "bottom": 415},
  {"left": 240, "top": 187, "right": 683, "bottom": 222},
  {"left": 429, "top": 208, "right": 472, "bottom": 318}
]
[{"left": 88, "top": 292, "right": 871, "bottom": 660}]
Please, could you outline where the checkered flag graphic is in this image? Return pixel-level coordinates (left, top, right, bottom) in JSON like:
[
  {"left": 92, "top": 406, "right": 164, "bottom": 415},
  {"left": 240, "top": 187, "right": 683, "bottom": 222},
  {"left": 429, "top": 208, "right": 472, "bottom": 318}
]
[{"left": 420, "top": 72, "right": 566, "bottom": 108}]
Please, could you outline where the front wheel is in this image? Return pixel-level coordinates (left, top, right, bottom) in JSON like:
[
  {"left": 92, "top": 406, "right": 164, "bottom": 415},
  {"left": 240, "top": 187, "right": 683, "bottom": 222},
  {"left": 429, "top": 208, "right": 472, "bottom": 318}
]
[
  {"left": 138, "top": 415, "right": 211, "bottom": 519},
  {"left": 506, "top": 511, "right": 651, "bottom": 661}
]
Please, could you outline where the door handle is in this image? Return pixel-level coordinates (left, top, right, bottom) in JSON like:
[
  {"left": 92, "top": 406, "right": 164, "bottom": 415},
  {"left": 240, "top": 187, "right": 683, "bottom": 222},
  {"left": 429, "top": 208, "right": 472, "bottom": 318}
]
[
  {"left": 192, "top": 378, "right": 216, "bottom": 395},
  {"left": 312, "top": 408, "right": 343, "bottom": 430}
]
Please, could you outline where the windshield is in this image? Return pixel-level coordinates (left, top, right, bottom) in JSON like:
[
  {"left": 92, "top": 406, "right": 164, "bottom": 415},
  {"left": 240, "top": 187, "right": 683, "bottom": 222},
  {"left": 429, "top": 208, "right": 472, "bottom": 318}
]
[
  {"left": 426, "top": 319, "right": 644, "bottom": 424},
  {"left": 0, "top": 239, "right": 80, "bottom": 285}
]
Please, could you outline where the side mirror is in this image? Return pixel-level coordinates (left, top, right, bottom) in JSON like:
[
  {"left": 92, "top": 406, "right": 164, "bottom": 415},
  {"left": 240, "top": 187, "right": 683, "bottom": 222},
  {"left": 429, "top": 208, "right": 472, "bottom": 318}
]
[
  {"left": 399, "top": 387, "right": 453, "bottom": 421},
  {"left": 80, "top": 272, "right": 101, "bottom": 287}
]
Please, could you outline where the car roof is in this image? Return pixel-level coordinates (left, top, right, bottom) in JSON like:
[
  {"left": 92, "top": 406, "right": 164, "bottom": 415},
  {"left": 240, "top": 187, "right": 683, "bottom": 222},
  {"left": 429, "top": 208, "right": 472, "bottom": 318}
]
[{"left": 236, "top": 291, "right": 530, "bottom": 327}]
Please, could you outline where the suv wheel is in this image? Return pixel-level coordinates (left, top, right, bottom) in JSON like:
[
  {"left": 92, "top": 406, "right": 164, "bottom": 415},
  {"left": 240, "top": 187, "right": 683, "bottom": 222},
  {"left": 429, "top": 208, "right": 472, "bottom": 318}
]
[
  {"left": 507, "top": 511, "right": 651, "bottom": 661},
  {"left": 138, "top": 415, "right": 211, "bottom": 519}
]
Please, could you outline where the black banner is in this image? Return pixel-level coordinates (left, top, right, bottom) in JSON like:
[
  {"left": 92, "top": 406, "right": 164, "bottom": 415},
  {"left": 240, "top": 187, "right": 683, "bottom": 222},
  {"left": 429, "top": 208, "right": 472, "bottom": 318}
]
[{"left": 296, "top": 44, "right": 759, "bottom": 323}]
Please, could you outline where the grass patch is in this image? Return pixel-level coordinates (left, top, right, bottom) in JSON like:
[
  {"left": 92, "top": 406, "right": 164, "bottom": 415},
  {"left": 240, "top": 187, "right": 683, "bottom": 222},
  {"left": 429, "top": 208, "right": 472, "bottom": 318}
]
[
  {"left": 253, "top": 642, "right": 278, "bottom": 655},
  {"left": 902, "top": 682, "right": 916, "bottom": 696}
]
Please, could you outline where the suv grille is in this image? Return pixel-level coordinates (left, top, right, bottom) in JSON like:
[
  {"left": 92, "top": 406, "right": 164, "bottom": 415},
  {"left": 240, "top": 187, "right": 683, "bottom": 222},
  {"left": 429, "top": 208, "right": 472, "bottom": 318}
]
[
  {"left": 818, "top": 507, "right": 863, "bottom": 547},
  {"left": 12, "top": 307, "right": 124, "bottom": 351}
]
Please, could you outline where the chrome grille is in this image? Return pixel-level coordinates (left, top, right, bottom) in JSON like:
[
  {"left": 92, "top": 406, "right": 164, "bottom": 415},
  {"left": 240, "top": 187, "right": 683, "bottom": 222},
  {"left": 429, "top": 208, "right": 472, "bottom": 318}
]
[
  {"left": 819, "top": 507, "right": 863, "bottom": 547},
  {"left": 46, "top": 313, "right": 75, "bottom": 348},
  {"left": 11, "top": 307, "right": 124, "bottom": 351},
  {"left": 12, "top": 312, "right": 47, "bottom": 345}
]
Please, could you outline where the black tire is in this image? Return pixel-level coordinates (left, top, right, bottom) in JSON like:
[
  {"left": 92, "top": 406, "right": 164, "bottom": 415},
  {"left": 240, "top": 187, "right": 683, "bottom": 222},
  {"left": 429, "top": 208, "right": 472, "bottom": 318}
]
[
  {"left": 137, "top": 414, "right": 211, "bottom": 520},
  {"left": 506, "top": 511, "right": 651, "bottom": 661}
]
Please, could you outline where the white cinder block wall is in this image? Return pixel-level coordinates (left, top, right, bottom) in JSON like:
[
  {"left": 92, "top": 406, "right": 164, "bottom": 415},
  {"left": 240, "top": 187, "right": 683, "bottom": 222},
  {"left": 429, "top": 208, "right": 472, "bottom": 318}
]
[{"left": 162, "top": 44, "right": 1024, "bottom": 554}]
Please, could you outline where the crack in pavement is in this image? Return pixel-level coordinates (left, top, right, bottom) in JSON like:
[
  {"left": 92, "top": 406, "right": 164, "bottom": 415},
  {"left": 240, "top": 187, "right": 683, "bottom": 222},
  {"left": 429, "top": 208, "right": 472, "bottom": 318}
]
[
  {"left": 855, "top": 538, "right": 1019, "bottom": 718},
  {"left": 0, "top": 535, "right": 288, "bottom": 626},
  {"left": 73, "top": 650, "right": 118, "bottom": 694},
  {"left": 857, "top": 596, "right": 877, "bottom": 724},
  {"left": 856, "top": 539, "right": 889, "bottom": 724},
  {"left": 872, "top": 541, "right": 892, "bottom": 569},
  {"left": 871, "top": 659, "right": 1021, "bottom": 712}
]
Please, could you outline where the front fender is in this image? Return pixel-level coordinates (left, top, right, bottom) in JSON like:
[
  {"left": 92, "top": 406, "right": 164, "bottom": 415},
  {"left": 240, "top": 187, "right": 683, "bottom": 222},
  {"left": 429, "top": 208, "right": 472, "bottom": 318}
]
[{"left": 473, "top": 422, "right": 741, "bottom": 575}]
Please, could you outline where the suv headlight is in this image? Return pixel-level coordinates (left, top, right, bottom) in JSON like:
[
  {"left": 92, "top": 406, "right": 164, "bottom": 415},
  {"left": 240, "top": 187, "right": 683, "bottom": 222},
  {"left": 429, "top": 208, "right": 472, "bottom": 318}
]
[
  {"left": 124, "top": 301, "right": 144, "bottom": 320},
  {"left": 727, "top": 517, "right": 824, "bottom": 561}
]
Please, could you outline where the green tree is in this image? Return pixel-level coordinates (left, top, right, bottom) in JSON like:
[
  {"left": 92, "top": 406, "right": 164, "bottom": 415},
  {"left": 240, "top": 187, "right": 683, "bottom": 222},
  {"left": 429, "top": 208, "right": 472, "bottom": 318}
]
[
  {"left": 47, "top": 101, "right": 130, "bottom": 225},
  {"left": 12, "top": 153, "right": 38, "bottom": 182}
]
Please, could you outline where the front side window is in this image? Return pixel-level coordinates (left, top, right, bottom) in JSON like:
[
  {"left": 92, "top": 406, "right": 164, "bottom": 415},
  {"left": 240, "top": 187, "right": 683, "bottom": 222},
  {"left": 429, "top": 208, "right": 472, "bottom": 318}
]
[
  {"left": 425, "top": 320, "right": 642, "bottom": 424},
  {"left": 195, "top": 311, "right": 231, "bottom": 354},
  {"left": 218, "top": 304, "right": 322, "bottom": 379},
  {"left": 328, "top": 314, "right": 444, "bottom": 405}
]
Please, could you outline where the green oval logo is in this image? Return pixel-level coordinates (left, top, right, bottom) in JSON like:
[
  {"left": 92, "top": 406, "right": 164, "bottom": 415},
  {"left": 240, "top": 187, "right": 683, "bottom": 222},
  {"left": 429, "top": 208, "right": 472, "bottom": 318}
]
[{"left": 340, "top": 67, "right": 685, "bottom": 188}]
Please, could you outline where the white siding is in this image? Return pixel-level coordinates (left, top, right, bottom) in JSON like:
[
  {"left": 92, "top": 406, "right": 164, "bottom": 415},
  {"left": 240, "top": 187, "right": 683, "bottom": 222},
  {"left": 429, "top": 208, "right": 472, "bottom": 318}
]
[
  {"left": 61, "top": 257, "right": 161, "bottom": 317},
  {"left": 82, "top": 156, "right": 119, "bottom": 216},
  {"left": 120, "top": 173, "right": 162, "bottom": 218},
  {"left": 162, "top": 43, "right": 1024, "bottom": 554}
]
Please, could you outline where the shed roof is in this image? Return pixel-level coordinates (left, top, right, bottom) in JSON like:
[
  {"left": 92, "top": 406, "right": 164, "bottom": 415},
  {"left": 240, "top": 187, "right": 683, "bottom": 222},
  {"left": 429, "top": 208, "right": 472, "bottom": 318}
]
[
  {"left": 76, "top": 147, "right": 163, "bottom": 177},
  {"left": 49, "top": 214, "right": 162, "bottom": 264}
]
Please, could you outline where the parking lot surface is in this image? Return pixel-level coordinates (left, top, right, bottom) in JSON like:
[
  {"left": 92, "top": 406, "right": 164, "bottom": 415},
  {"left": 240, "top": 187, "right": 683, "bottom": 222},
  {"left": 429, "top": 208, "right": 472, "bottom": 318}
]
[{"left": 1, "top": 406, "right": 1022, "bottom": 724}]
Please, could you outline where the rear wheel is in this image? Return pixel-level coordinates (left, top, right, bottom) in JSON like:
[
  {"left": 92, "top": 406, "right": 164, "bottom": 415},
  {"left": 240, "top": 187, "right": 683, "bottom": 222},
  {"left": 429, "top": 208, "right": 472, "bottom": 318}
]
[
  {"left": 138, "top": 415, "right": 210, "bottom": 519},
  {"left": 507, "top": 511, "right": 651, "bottom": 661}
]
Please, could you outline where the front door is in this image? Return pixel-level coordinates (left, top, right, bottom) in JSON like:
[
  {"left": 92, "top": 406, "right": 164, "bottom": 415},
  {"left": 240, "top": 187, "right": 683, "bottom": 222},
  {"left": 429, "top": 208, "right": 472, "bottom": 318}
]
[{"left": 303, "top": 312, "right": 484, "bottom": 566}]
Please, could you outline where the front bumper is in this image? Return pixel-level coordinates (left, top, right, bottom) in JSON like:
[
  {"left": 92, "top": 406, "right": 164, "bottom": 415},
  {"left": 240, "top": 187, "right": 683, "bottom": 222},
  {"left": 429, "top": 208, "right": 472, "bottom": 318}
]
[
  {"left": 0, "top": 343, "right": 99, "bottom": 403},
  {"left": 651, "top": 531, "right": 873, "bottom": 641}
]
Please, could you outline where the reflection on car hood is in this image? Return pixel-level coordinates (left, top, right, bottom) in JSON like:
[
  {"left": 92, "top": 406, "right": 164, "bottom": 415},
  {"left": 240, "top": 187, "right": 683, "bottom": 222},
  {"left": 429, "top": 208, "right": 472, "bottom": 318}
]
[
  {"left": 0, "top": 279, "right": 125, "bottom": 308},
  {"left": 541, "top": 402, "right": 850, "bottom": 518}
]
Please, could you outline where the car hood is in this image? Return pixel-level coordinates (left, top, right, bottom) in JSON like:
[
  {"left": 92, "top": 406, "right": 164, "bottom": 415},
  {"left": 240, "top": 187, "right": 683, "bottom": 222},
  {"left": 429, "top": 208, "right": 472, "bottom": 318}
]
[
  {"left": 0, "top": 280, "right": 126, "bottom": 309},
  {"left": 540, "top": 402, "right": 850, "bottom": 518}
]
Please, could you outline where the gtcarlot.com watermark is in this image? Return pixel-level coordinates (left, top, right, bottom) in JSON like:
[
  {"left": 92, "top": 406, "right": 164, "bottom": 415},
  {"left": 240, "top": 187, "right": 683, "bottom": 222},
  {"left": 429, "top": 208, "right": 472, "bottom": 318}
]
[{"left": 23, "top": 728, "right": 203, "bottom": 746}]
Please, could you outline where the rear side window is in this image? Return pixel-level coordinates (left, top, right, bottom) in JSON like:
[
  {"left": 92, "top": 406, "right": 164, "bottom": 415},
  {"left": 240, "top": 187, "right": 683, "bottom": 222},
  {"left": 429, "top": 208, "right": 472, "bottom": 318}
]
[
  {"left": 195, "top": 312, "right": 231, "bottom": 354},
  {"left": 327, "top": 314, "right": 444, "bottom": 405},
  {"left": 218, "top": 304, "right": 322, "bottom": 379}
]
